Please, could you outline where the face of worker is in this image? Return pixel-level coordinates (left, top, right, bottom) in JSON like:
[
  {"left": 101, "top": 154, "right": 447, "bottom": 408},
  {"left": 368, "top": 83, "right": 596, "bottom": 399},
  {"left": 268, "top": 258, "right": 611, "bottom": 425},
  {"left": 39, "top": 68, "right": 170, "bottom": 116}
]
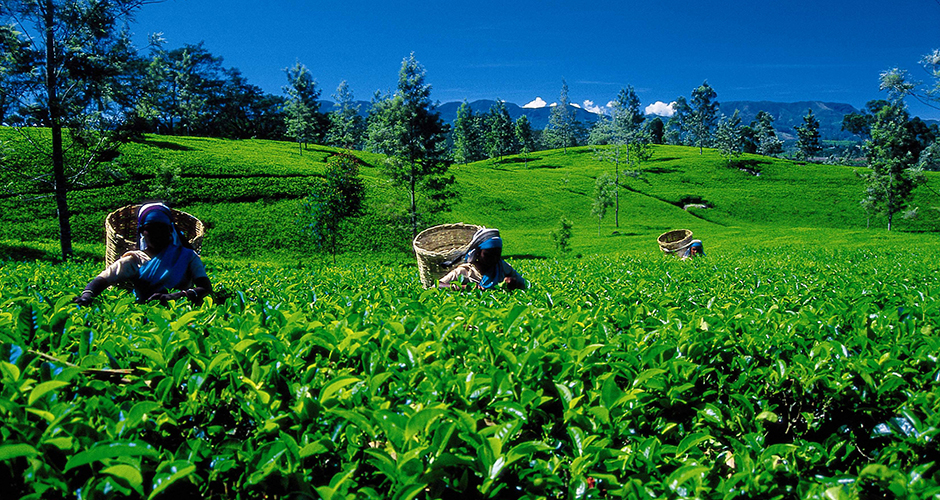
[
  {"left": 140, "top": 222, "right": 172, "bottom": 252},
  {"left": 477, "top": 247, "right": 500, "bottom": 271}
]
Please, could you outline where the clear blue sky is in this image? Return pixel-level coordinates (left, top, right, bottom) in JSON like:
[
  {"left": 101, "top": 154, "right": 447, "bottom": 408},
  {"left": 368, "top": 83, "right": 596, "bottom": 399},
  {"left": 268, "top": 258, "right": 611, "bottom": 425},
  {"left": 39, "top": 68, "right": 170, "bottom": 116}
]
[{"left": 131, "top": 0, "right": 940, "bottom": 119}]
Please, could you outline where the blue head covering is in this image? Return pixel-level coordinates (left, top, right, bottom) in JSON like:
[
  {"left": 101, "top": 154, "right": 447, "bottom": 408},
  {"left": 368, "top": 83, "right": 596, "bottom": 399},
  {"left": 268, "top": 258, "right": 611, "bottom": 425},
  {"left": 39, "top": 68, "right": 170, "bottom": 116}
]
[
  {"left": 134, "top": 203, "right": 196, "bottom": 299},
  {"left": 475, "top": 236, "right": 505, "bottom": 289},
  {"left": 689, "top": 240, "right": 705, "bottom": 256},
  {"left": 478, "top": 237, "right": 502, "bottom": 250}
]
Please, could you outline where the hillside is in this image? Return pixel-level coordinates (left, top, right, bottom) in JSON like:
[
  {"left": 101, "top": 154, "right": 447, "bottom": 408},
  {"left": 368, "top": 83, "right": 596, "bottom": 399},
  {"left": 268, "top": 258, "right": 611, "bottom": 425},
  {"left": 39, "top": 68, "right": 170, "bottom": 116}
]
[{"left": 1, "top": 129, "right": 938, "bottom": 261}]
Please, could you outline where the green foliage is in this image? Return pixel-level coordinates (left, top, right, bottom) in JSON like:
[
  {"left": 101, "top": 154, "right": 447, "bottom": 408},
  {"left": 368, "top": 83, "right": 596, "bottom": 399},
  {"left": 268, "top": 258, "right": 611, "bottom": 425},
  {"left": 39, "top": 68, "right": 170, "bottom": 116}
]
[
  {"left": 326, "top": 80, "right": 364, "bottom": 150},
  {"left": 298, "top": 153, "right": 365, "bottom": 262},
  {"left": 149, "top": 161, "right": 181, "bottom": 204},
  {"left": 550, "top": 216, "right": 573, "bottom": 253},
  {"left": 2, "top": 248, "right": 940, "bottom": 498},
  {"left": 451, "top": 100, "right": 485, "bottom": 164},
  {"left": 861, "top": 102, "right": 925, "bottom": 230},
  {"left": 367, "top": 54, "right": 453, "bottom": 237},
  {"left": 752, "top": 111, "right": 784, "bottom": 157},
  {"left": 715, "top": 110, "right": 744, "bottom": 164},
  {"left": 4, "top": 128, "right": 940, "bottom": 262},
  {"left": 591, "top": 174, "right": 616, "bottom": 235},
  {"left": 283, "top": 61, "right": 323, "bottom": 151},
  {"left": 796, "top": 109, "right": 823, "bottom": 161},
  {"left": 514, "top": 115, "right": 535, "bottom": 165},
  {"left": 546, "top": 79, "right": 575, "bottom": 152},
  {"left": 684, "top": 81, "right": 720, "bottom": 154},
  {"left": 486, "top": 99, "right": 516, "bottom": 161}
]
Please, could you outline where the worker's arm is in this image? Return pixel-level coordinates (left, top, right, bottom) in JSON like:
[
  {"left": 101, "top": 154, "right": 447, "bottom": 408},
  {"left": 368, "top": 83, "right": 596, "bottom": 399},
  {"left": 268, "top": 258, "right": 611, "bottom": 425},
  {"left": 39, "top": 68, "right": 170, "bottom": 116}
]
[{"left": 74, "top": 276, "right": 110, "bottom": 306}]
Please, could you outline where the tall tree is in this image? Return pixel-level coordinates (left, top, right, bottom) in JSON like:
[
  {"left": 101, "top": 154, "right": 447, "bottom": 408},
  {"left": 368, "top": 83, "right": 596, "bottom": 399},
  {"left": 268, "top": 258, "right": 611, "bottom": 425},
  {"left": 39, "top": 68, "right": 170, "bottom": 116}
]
[
  {"left": 714, "top": 110, "right": 744, "bottom": 165},
  {"left": 133, "top": 40, "right": 284, "bottom": 139},
  {"left": 283, "top": 60, "right": 321, "bottom": 154},
  {"left": 879, "top": 49, "right": 940, "bottom": 111},
  {"left": 0, "top": 22, "right": 39, "bottom": 124},
  {"left": 327, "top": 80, "right": 364, "bottom": 149},
  {"left": 795, "top": 108, "right": 823, "bottom": 161},
  {"left": 591, "top": 173, "right": 616, "bottom": 236},
  {"left": 514, "top": 115, "right": 535, "bottom": 166},
  {"left": 645, "top": 117, "right": 665, "bottom": 144},
  {"left": 546, "top": 79, "right": 575, "bottom": 153},
  {"left": 451, "top": 100, "right": 485, "bottom": 163},
  {"left": 486, "top": 99, "right": 515, "bottom": 161},
  {"left": 751, "top": 111, "right": 783, "bottom": 157},
  {"left": 841, "top": 100, "right": 889, "bottom": 140},
  {"left": 366, "top": 53, "right": 452, "bottom": 237},
  {"left": 589, "top": 86, "right": 646, "bottom": 227},
  {"left": 664, "top": 96, "right": 689, "bottom": 146},
  {"left": 2, "top": 0, "right": 160, "bottom": 260},
  {"left": 687, "top": 81, "right": 719, "bottom": 154},
  {"left": 861, "top": 101, "right": 924, "bottom": 231}
]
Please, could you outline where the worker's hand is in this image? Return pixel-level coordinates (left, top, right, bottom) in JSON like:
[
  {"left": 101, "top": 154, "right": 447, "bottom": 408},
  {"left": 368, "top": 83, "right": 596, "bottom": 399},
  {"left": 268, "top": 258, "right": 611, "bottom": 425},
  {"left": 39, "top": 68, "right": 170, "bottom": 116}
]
[
  {"left": 146, "top": 292, "right": 179, "bottom": 303},
  {"left": 503, "top": 277, "right": 524, "bottom": 291},
  {"left": 73, "top": 292, "right": 94, "bottom": 306}
]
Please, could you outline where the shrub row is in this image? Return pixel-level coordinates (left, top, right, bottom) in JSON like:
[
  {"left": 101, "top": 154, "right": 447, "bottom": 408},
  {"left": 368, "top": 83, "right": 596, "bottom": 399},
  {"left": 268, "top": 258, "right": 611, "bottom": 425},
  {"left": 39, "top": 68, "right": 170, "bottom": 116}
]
[{"left": 1, "top": 249, "right": 938, "bottom": 498}]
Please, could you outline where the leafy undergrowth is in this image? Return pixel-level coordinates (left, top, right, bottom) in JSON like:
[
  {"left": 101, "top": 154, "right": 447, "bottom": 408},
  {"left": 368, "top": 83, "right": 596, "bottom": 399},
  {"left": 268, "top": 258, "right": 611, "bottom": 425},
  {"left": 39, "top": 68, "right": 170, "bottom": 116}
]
[{"left": 1, "top": 249, "right": 939, "bottom": 499}]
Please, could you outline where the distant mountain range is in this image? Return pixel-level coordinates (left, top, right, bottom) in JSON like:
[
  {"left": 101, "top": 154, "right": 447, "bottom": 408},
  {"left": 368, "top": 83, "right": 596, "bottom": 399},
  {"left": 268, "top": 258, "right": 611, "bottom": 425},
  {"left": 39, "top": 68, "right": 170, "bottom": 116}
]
[{"left": 320, "top": 99, "right": 875, "bottom": 141}]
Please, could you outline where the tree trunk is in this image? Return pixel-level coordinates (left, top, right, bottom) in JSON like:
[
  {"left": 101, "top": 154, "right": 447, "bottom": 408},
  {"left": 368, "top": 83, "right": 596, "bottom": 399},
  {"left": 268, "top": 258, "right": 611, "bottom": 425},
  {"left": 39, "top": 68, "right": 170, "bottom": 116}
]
[
  {"left": 614, "top": 147, "right": 622, "bottom": 228},
  {"left": 410, "top": 163, "right": 417, "bottom": 238},
  {"left": 46, "top": 0, "right": 72, "bottom": 261}
]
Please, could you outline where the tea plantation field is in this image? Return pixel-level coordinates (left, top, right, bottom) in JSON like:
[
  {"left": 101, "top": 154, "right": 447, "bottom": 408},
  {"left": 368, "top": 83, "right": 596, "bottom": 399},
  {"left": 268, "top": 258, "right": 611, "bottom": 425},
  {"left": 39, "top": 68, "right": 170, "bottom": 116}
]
[{"left": 2, "top": 248, "right": 939, "bottom": 499}]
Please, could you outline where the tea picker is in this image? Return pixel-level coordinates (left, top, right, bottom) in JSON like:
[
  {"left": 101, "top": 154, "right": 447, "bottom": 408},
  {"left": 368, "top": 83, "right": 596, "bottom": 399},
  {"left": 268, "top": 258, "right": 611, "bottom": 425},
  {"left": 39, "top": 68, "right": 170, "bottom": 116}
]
[
  {"left": 658, "top": 229, "right": 705, "bottom": 259},
  {"left": 413, "top": 224, "right": 526, "bottom": 290},
  {"left": 74, "top": 203, "right": 212, "bottom": 306}
]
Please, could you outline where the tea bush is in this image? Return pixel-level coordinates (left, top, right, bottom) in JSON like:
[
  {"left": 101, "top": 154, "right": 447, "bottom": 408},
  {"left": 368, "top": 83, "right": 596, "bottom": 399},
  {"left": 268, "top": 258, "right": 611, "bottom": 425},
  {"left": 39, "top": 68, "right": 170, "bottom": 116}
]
[{"left": 1, "top": 248, "right": 938, "bottom": 499}]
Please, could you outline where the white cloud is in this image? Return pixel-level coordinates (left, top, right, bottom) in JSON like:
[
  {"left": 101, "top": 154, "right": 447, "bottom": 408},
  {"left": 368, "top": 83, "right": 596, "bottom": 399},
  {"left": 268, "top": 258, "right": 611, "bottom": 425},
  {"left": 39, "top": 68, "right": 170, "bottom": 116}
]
[
  {"left": 522, "top": 97, "right": 548, "bottom": 109},
  {"left": 646, "top": 101, "right": 676, "bottom": 117},
  {"left": 582, "top": 100, "right": 608, "bottom": 114}
]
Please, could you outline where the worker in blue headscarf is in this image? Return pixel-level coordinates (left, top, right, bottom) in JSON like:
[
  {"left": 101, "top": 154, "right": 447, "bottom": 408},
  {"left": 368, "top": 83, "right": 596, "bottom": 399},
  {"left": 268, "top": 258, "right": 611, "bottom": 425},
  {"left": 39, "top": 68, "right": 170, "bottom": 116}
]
[
  {"left": 74, "top": 203, "right": 212, "bottom": 306},
  {"left": 438, "top": 228, "right": 526, "bottom": 290},
  {"left": 679, "top": 239, "right": 705, "bottom": 259}
]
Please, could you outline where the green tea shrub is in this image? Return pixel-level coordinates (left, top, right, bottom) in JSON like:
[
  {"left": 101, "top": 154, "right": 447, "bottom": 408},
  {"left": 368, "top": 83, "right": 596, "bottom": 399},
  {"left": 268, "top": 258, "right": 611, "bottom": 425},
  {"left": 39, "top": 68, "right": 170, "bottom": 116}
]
[{"left": 2, "top": 248, "right": 938, "bottom": 498}]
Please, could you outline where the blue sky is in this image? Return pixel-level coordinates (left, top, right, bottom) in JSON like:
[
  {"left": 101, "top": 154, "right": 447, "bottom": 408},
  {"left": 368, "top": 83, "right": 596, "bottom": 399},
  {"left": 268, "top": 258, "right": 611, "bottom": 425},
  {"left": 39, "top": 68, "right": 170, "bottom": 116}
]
[{"left": 131, "top": 0, "right": 940, "bottom": 119}]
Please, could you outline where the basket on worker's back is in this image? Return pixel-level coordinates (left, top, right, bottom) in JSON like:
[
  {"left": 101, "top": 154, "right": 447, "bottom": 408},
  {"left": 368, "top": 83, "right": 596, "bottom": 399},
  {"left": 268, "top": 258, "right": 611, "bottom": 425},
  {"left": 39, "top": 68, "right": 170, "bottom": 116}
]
[
  {"left": 105, "top": 204, "right": 205, "bottom": 266},
  {"left": 413, "top": 223, "right": 482, "bottom": 288},
  {"left": 657, "top": 229, "right": 693, "bottom": 254}
]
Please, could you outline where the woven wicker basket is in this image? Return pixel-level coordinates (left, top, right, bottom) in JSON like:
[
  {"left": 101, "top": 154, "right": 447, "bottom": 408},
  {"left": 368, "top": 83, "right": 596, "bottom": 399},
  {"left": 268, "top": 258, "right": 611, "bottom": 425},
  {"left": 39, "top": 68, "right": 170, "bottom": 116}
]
[
  {"left": 413, "top": 223, "right": 483, "bottom": 288},
  {"left": 657, "top": 229, "right": 693, "bottom": 254},
  {"left": 105, "top": 204, "right": 205, "bottom": 266}
]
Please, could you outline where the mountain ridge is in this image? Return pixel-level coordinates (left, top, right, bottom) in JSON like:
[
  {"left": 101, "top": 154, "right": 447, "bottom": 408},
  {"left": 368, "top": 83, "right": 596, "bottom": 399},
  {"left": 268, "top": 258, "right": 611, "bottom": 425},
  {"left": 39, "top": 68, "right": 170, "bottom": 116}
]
[{"left": 319, "top": 98, "right": 871, "bottom": 140}]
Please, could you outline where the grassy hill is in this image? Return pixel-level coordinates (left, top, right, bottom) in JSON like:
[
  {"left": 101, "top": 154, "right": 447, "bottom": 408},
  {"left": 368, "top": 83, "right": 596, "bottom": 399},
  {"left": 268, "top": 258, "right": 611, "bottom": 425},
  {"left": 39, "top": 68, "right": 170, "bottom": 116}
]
[{"left": 1, "top": 128, "right": 938, "bottom": 262}]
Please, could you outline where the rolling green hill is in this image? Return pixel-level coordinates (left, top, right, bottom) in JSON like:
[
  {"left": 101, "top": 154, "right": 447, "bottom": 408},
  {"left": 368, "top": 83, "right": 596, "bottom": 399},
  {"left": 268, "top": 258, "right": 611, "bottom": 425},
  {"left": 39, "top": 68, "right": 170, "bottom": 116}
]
[{"left": 1, "top": 128, "right": 938, "bottom": 262}]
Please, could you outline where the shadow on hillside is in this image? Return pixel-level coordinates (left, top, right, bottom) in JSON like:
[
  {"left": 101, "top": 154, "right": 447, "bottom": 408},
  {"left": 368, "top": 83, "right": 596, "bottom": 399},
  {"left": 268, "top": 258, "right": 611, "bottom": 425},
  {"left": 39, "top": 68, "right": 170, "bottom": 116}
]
[
  {"left": 494, "top": 157, "right": 542, "bottom": 165},
  {"left": 0, "top": 243, "right": 100, "bottom": 263},
  {"left": 529, "top": 164, "right": 561, "bottom": 169},
  {"left": 650, "top": 157, "right": 679, "bottom": 162},
  {"left": 140, "top": 139, "right": 194, "bottom": 151},
  {"left": 608, "top": 231, "right": 642, "bottom": 237},
  {"left": 645, "top": 166, "right": 679, "bottom": 174},
  {"left": 506, "top": 254, "right": 547, "bottom": 260},
  {"left": 729, "top": 158, "right": 770, "bottom": 176}
]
